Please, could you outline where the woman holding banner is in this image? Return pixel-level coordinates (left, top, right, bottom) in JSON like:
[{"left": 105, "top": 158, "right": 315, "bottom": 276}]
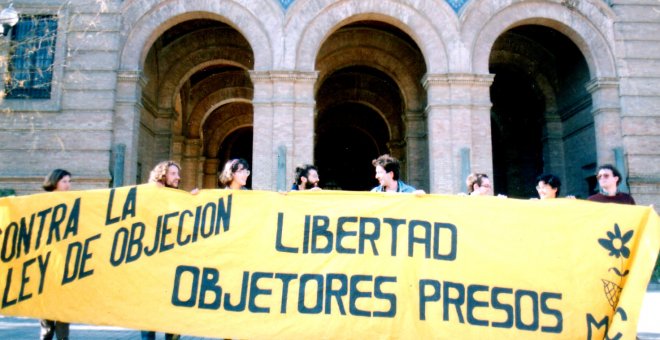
[
  {"left": 219, "top": 158, "right": 251, "bottom": 190},
  {"left": 40, "top": 169, "right": 71, "bottom": 340},
  {"left": 535, "top": 174, "right": 561, "bottom": 199}
]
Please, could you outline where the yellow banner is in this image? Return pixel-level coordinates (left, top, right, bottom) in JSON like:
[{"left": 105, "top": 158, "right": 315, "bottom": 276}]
[{"left": 0, "top": 185, "right": 658, "bottom": 339}]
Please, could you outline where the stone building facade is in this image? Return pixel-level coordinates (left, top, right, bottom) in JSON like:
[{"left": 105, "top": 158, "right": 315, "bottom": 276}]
[{"left": 0, "top": 0, "right": 658, "bottom": 208}]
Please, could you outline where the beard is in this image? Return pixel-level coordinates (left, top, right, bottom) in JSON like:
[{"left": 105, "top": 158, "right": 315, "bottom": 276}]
[{"left": 303, "top": 181, "right": 319, "bottom": 190}]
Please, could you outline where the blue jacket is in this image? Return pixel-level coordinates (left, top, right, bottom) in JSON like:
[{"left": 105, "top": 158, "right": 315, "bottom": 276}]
[{"left": 371, "top": 180, "right": 416, "bottom": 193}]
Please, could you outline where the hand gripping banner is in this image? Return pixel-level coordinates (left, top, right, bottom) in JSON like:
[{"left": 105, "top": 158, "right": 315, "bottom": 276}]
[{"left": 1, "top": 185, "right": 658, "bottom": 339}]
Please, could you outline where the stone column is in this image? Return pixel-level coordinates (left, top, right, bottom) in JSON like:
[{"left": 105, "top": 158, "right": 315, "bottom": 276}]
[
  {"left": 424, "top": 74, "right": 452, "bottom": 194},
  {"left": 424, "top": 73, "right": 494, "bottom": 194},
  {"left": 250, "top": 71, "right": 317, "bottom": 190},
  {"left": 171, "top": 134, "right": 184, "bottom": 165},
  {"left": 114, "top": 70, "right": 143, "bottom": 185},
  {"left": 586, "top": 78, "right": 622, "bottom": 165},
  {"left": 180, "top": 138, "right": 200, "bottom": 191},
  {"left": 469, "top": 74, "right": 496, "bottom": 184},
  {"left": 404, "top": 110, "right": 427, "bottom": 190},
  {"left": 203, "top": 158, "right": 220, "bottom": 189},
  {"left": 542, "top": 116, "right": 566, "bottom": 179}
]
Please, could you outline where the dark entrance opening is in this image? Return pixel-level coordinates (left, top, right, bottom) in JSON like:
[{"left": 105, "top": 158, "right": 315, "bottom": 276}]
[{"left": 315, "top": 103, "right": 388, "bottom": 190}]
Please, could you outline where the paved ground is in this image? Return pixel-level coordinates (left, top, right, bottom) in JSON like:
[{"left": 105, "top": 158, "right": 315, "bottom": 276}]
[
  {"left": 0, "top": 318, "right": 214, "bottom": 339},
  {"left": 1, "top": 291, "right": 659, "bottom": 339}
]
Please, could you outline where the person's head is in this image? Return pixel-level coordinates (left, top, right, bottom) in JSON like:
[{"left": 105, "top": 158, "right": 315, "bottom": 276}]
[
  {"left": 536, "top": 174, "right": 561, "bottom": 199},
  {"left": 596, "top": 164, "right": 622, "bottom": 194},
  {"left": 466, "top": 173, "right": 492, "bottom": 196},
  {"left": 43, "top": 169, "right": 72, "bottom": 192},
  {"left": 295, "top": 164, "right": 319, "bottom": 190},
  {"left": 148, "top": 160, "right": 181, "bottom": 188},
  {"left": 372, "top": 154, "right": 400, "bottom": 188},
  {"left": 219, "top": 158, "right": 250, "bottom": 189}
]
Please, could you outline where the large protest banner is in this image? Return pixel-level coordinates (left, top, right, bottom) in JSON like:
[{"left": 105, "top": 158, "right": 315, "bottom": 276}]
[{"left": 0, "top": 184, "right": 658, "bottom": 339}]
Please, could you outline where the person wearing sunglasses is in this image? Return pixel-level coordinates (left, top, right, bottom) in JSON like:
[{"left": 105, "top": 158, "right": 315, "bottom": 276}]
[
  {"left": 587, "top": 164, "right": 635, "bottom": 205},
  {"left": 219, "top": 158, "right": 251, "bottom": 190}
]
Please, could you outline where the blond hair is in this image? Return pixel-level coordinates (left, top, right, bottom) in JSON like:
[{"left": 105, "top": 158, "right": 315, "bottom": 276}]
[
  {"left": 148, "top": 160, "right": 180, "bottom": 185},
  {"left": 466, "top": 173, "right": 488, "bottom": 194},
  {"left": 219, "top": 158, "right": 250, "bottom": 188}
]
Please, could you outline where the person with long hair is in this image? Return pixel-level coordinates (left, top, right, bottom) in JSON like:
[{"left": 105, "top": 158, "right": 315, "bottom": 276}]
[
  {"left": 219, "top": 158, "right": 250, "bottom": 190},
  {"left": 40, "top": 169, "right": 72, "bottom": 340}
]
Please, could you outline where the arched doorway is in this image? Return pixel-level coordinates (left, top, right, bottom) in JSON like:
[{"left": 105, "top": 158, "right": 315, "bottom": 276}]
[
  {"left": 314, "top": 21, "right": 427, "bottom": 191},
  {"left": 489, "top": 25, "right": 596, "bottom": 198},
  {"left": 315, "top": 102, "right": 389, "bottom": 190},
  {"left": 138, "top": 19, "right": 254, "bottom": 189},
  {"left": 218, "top": 126, "right": 253, "bottom": 189}
]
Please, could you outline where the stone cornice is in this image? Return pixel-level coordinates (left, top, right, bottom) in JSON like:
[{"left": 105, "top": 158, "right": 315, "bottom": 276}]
[
  {"left": 249, "top": 71, "right": 319, "bottom": 82},
  {"left": 422, "top": 73, "right": 495, "bottom": 89},
  {"left": 585, "top": 77, "right": 619, "bottom": 93},
  {"left": 117, "top": 70, "right": 142, "bottom": 82}
]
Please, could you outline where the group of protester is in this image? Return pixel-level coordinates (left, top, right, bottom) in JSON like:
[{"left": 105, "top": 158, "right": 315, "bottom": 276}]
[
  {"left": 464, "top": 164, "right": 634, "bottom": 205},
  {"left": 37, "top": 154, "right": 634, "bottom": 339}
]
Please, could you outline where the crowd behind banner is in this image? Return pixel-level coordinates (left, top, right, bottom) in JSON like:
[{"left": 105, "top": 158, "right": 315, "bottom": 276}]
[{"left": 0, "top": 155, "right": 657, "bottom": 340}]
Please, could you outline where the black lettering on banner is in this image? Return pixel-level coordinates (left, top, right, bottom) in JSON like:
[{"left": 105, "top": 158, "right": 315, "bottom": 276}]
[
  {"left": 1, "top": 199, "right": 80, "bottom": 263},
  {"left": 144, "top": 216, "right": 162, "bottom": 257},
  {"left": 325, "top": 273, "right": 348, "bottom": 315},
  {"left": 491, "top": 287, "right": 514, "bottom": 328},
  {"left": 46, "top": 203, "right": 67, "bottom": 245},
  {"left": 312, "top": 217, "right": 332, "bottom": 254},
  {"left": 359, "top": 217, "right": 380, "bottom": 255},
  {"left": 383, "top": 218, "right": 405, "bottom": 256},
  {"left": 336, "top": 216, "right": 357, "bottom": 254},
  {"left": 586, "top": 314, "right": 609, "bottom": 340},
  {"left": 274, "top": 213, "right": 457, "bottom": 261},
  {"left": 540, "top": 292, "right": 562, "bottom": 333},
  {"left": 1, "top": 222, "right": 19, "bottom": 263},
  {"left": 224, "top": 271, "right": 249, "bottom": 312},
  {"left": 108, "top": 195, "right": 233, "bottom": 267},
  {"left": 418, "top": 279, "right": 563, "bottom": 334},
  {"left": 177, "top": 210, "right": 193, "bottom": 246},
  {"left": 62, "top": 233, "right": 101, "bottom": 285},
  {"left": 105, "top": 187, "right": 137, "bottom": 226},
  {"left": 275, "top": 273, "right": 296, "bottom": 313},
  {"left": 467, "top": 284, "right": 489, "bottom": 327},
  {"left": 199, "top": 268, "right": 222, "bottom": 310},
  {"left": 127, "top": 222, "right": 146, "bottom": 263},
  {"left": 1, "top": 251, "right": 51, "bottom": 309},
  {"left": 419, "top": 279, "right": 441, "bottom": 320},
  {"left": 110, "top": 227, "right": 129, "bottom": 266},
  {"left": 515, "top": 290, "right": 539, "bottom": 331},
  {"left": 299, "top": 274, "right": 324, "bottom": 314},
  {"left": 249, "top": 272, "right": 274, "bottom": 313},
  {"left": 443, "top": 281, "right": 465, "bottom": 322},
  {"left": 170, "top": 266, "right": 397, "bottom": 318},
  {"left": 160, "top": 212, "right": 179, "bottom": 253},
  {"left": 276, "top": 213, "right": 297, "bottom": 253},
  {"left": 349, "top": 275, "right": 371, "bottom": 317},
  {"left": 35, "top": 208, "right": 52, "bottom": 250},
  {"left": 172, "top": 265, "right": 199, "bottom": 307},
  {"left": 373, "top": 276, "right": 396, "bottom": 317}
]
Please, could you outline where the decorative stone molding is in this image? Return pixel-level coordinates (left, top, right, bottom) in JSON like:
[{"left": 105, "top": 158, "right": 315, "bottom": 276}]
[
  {"left": 422, "top": 73, "right": 494, "bottom": 89},
  {"left": 585, "top": 77, "right": 619, "bottom": 93},
  {"left": 250, "top": 70, "right": 318, "bottom": 82},
  {"left": 117, "top": 70, "right": 142, "bottom": 82}
]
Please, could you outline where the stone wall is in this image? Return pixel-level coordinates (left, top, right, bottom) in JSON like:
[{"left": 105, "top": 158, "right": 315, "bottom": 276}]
[{"left": 0, "top": 0, "right": 657, "bottom": 210}]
